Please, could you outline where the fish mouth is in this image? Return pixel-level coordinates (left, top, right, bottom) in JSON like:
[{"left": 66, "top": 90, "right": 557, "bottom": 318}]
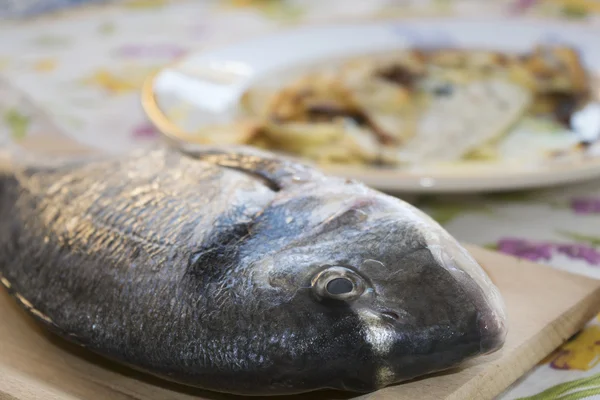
[
  {"left": 429, "top": 243, "right": 508, "bottom": 355},
  {"left": 366, "top": 317, "right": 502, "bottom": 390},
  {"left": 348, "top": 305, "right": 504, "bottom": 392},
  {"left": 477, "top": 306, "right": 507, "bottom": 355}
]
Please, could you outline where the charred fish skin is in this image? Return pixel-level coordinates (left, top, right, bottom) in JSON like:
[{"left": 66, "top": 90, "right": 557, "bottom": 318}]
[{"left": 0, "top": 146, "right": 506, "bottom": 395}]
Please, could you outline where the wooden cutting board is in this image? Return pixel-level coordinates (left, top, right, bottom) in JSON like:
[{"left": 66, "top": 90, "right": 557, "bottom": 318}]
[{"left": 1, "top": 245, "right": 600, "bottom": 400}]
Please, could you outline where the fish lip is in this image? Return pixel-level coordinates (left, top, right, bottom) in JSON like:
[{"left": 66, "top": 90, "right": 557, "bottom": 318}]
[{"left": 477, "top": 311, "right": 508, "bottom": 355}]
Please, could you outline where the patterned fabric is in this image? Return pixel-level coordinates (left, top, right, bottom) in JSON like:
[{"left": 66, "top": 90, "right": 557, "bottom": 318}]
[{"left": 2, "top": 0, "right": 600, "bottom": 398}]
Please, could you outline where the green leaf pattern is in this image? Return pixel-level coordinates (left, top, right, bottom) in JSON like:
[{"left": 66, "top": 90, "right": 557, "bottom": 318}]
[{"left": 3, "top": 109, "right": 29, "bottom": 140}]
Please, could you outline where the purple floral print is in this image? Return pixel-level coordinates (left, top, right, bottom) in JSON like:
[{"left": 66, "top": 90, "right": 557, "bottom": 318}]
[
  {"left": 497, "top": 239, "right": 553, "bottom": 262},
  {"left": 497, "top": 238, "right": 600, "bottom": 266},
  {"left": 555, "top": 244, "right": 600, "bottom": 266},
  {"left": 132, "top": 123, "right": 159, "bottom": 139},
  {"left": 508, "top": 0, "right": 538, "bottom": 14},
  {"left": 571, "top": 198, "right": 600, "bottom": 214}
]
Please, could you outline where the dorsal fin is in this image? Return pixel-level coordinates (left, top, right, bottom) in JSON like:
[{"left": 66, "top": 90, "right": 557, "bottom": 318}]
[{"left": 177, "top": 145, "right": 324, "bottom": 191}]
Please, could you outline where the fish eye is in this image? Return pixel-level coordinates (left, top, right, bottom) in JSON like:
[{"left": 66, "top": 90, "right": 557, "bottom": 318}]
[
  {"left": 326, "top": 278, "right": 353, "bottom": 295},
  {"left": 311, "top": 266, "right": 365, "bottom": 302}
]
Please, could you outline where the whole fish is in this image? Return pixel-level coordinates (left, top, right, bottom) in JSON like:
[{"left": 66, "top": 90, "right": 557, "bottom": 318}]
[{"left": 0, "top": 144, "right": 507, "bottom": 396}]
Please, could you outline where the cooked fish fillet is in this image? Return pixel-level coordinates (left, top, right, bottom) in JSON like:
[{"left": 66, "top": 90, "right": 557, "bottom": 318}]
[{"left": 395, "top": 78, "right": 532, "bottom": 164}]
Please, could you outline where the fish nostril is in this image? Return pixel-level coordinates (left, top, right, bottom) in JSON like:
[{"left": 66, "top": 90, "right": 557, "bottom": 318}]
[{"left": 381, "top": 311, "right": 401, "bottom": 321}]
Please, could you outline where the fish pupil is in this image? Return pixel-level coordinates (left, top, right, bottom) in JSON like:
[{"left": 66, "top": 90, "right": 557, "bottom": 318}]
[{"left": 326, "top": 278, "right": 354, "bottom": 295}]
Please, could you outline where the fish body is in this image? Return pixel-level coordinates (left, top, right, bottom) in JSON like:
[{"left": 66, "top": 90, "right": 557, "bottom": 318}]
[{"left": 0, "top": 145, "right": 507, "bottom": 395}]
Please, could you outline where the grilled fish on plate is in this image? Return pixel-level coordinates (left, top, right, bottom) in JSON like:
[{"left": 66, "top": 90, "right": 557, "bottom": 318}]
[{"left": 233, "top": 44, "right": 588, "bottom": 167}]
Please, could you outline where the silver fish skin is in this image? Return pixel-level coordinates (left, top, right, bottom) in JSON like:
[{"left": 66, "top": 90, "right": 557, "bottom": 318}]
[{"left": 0, "top": 145, "right": 507, "bottom": 396}]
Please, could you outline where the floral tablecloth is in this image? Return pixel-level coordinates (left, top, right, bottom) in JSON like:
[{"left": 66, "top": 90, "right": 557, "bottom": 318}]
[{"left": 3, "top": 1, "right": 600, "bottom": 399}]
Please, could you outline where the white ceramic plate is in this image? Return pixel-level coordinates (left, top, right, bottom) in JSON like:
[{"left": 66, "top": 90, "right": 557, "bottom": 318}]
[{"left": 143, "top": 18, "right": 600, "bottom": 193}]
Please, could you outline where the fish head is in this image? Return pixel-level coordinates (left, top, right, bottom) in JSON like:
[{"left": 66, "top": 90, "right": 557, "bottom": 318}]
[{"left": 260, "top": 181, "right": 507, "bottom": 392}]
